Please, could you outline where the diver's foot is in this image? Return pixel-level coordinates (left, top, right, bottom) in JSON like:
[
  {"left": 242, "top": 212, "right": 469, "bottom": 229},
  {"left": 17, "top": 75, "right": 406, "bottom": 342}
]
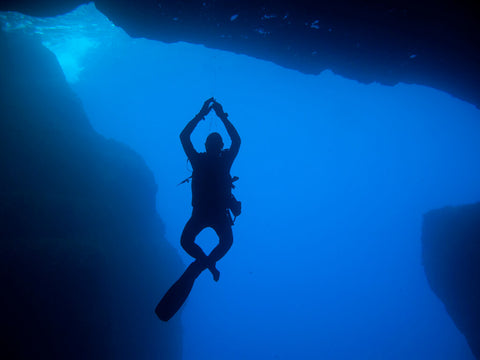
[
  {"left": 196, "top": 257, "right": 220, "bottom": 281},
  {"left": 209, "top": 264, "right": 220, "bottom": 282}
]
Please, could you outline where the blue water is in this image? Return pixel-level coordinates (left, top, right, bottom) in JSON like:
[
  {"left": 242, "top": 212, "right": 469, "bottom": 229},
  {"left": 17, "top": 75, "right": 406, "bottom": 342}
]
[{"left": 3, "top": 4, "right": 479, "bottom": 359}]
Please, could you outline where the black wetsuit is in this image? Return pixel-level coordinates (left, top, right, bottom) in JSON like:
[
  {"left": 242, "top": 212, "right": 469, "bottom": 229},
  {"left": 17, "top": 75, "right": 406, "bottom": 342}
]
[
  {"left": 180, "top": 150, "right": 235, "bottom": 265},
  {"left": 179, "top": 109, "right": 240, "bottom": 269}
]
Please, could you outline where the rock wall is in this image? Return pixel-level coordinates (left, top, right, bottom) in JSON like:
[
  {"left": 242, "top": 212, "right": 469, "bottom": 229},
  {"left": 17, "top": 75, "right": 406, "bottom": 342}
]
[
  {"left": 0, "top": 31, "right": 182, "bottom": 359},
  {"left": 1, "top": 0, "right": 479, "bottom": 108},
  {"left": 2, "top": 1, "right": 480, "bottom": 358},
  {"left": 422, "top": 204, "right": 480, "bottom": 359}
]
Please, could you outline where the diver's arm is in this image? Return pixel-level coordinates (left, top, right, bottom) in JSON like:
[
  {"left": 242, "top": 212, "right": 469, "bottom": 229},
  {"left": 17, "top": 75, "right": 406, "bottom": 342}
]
[
  {"left": 221, "top": 115, "right": 241, "bottom": 157},
  {"left": 180, "top": 98, "right": 214, "bottom": 158},
  {"left": 212, "top": 102, "right": 241, "bottom": 158},
  {"left": 180, "top": 116, "right": 201, "bottom": 159}
]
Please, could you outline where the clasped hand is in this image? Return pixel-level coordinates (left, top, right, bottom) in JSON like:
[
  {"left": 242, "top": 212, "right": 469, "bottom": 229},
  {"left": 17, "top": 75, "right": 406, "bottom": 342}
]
[{"left": 198, "top": 97, "right": 227, "bottom": 119}]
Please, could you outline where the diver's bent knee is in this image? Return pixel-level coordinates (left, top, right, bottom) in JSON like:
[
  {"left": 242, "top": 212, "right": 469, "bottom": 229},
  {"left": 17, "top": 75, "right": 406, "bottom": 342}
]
[
  {"left": 222, "top": 236, "right": 233, "bottom": 251},
  {"left": 180, "top": 234, "right": 193, "bottom": 250}
]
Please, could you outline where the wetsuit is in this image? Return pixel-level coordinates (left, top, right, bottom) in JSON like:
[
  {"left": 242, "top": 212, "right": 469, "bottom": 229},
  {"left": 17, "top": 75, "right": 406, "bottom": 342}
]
[{"left": 179, "top": 108, "right": 240, "bottom": 273}]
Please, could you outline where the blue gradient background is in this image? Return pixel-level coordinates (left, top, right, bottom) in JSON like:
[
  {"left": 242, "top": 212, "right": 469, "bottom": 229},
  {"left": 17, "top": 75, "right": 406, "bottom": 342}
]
[{"left": 4, "top": 5, "right": 480, "bottom": 359}]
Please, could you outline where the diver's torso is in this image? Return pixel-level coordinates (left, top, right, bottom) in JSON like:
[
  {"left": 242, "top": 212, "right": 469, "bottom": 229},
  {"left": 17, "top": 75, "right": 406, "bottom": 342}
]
[{"left": 191, "top": 152, "right": 231, "bottom": 211}]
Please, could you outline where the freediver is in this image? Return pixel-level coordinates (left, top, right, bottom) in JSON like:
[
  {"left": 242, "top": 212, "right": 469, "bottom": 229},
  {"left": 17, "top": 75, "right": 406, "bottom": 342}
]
[{"left": 179, "top": 98, "right": 241, "bottom": 281}]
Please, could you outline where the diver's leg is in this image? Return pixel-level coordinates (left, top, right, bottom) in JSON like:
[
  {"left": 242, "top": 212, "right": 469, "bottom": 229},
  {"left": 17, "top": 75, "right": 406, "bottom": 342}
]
[
  {"left": 209, "top": 224, "right": 233, "bottom": 262},
  {"left": 180, "top": 216, "right": 207, "bottom": 260},
  {"left": 208, "top": 216, "right": 234, "bottom": 281},
  {"left": 181, "top": 215, "right": 218, "bottom": 279}
]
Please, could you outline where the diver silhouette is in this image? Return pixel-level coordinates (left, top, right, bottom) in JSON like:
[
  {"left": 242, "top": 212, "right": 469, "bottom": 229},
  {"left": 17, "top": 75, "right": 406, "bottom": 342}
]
[
  {"left": 156, "top": 98, "right": 241, "bottom": 321},
  {"left": 179, "top": 97, "right": 241, "bottom": 281}
]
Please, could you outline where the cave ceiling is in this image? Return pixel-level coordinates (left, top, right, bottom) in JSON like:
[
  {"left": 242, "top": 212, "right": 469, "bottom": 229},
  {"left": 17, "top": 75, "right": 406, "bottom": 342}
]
[{"left": 2, "top": 0, "right": 479, "bottom": 108}]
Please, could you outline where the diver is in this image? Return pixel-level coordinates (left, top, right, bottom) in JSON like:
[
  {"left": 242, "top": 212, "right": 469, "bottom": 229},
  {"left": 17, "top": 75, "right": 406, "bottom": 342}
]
[{"left": 179, "top": 98, "right": 241, "bottom": 281}]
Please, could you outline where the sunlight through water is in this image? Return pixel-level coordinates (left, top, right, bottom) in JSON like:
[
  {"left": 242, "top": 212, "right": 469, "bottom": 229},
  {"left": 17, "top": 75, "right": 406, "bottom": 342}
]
[{"left": 2, "top": 4, "right": 479, "bottom": 360}]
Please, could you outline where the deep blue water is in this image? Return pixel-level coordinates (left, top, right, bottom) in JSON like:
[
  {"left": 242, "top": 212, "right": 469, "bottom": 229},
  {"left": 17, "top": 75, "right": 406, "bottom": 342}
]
[{"left": 3, "top": 4, "right": 480, "bottom": 359}]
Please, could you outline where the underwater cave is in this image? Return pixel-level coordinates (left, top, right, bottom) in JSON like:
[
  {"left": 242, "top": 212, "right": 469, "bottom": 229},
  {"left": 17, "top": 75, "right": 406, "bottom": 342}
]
[{"left": 1, "top": 1, "right": 479, "bottom": 359}]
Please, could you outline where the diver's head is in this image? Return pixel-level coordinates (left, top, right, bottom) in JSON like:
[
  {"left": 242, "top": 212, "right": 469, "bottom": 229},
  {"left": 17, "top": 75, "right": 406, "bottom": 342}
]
[{"left": 205, "top": 132, "right": 224, "bottom": 155}]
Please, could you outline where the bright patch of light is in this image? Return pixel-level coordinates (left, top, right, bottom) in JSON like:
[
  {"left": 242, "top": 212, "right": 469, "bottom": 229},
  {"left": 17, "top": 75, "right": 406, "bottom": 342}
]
[
  {"left": 0, "top": 3, "right": 127, "bottom": 83},
  {"left": 43, "top": 36, "right": 99, "bottom": 83}
]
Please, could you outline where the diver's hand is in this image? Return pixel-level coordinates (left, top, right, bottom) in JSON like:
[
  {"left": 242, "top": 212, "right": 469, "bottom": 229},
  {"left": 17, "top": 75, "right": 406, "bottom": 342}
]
[
  {"left": 198, "top": 97, "right": 214, "bottom": 119},
  {"left": 212, "top": 101, "right": 228, "bottom": 119}
]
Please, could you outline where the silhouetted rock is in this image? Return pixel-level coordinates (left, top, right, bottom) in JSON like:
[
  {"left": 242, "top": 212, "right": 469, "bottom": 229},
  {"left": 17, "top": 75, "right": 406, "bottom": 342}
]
[
  {"left": 422, "top": 203, "right": 480, "bottom": 359},
  {"left": 1, "top": 0, "right": 479, "bottom": 108},
  {"left": 0, "top": 31, "right": 182, "bottom": 359}
]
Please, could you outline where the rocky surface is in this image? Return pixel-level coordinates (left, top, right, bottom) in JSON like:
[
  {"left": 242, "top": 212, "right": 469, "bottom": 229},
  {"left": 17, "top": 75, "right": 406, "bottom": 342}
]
[
  {"left": 0, "top": 30, "right": 182, "bottom": 359},
  {"left": 1, "top": 1, "right": 480, "bottom": 358},
  {"left": 422, "top": 204, "right": 480, "bottom": 359},
  {"left": 1, "top": 0, "right": 479, "bottom": 108}
]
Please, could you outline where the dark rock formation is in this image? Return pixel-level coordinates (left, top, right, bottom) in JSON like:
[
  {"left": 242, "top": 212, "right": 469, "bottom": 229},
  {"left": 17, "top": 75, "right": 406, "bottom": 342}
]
[
  {"left": 422, "top": 204, "right": 480, "bottom": 359},
  {"left": 1, "top": 0, "right": 479, "bottom": 108},
  {"left": 2, "top": 1, "right": 480, "bottom": 358},
  {"left": 0, "top": 31, "right": 182, "bottom": 359}
]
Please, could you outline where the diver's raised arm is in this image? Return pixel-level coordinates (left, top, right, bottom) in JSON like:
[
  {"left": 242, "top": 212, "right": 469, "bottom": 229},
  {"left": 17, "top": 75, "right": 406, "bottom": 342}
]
[
  {"left": 180, "top": 98, "right": 214, "bottom": 158},
  {"left": 212, "top": 101, "right": 241, "bottom": 158}
]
